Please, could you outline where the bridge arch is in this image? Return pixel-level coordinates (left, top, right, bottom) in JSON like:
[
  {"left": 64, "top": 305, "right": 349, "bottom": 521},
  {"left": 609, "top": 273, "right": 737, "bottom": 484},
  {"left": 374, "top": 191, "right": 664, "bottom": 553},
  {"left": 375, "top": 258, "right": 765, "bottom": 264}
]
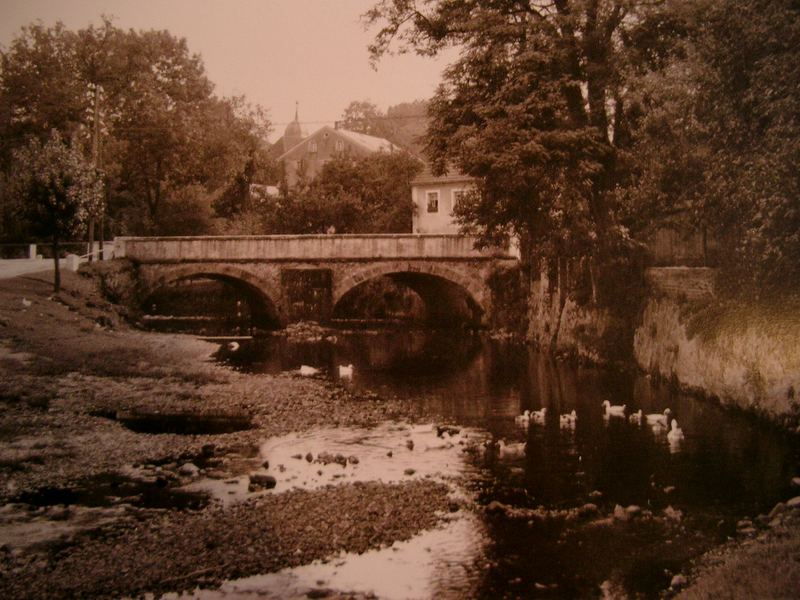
[
  {"left": 333, "top": 262, "right": 488, "bottom": 326},
  {"left": 144, "top": 264, "right": 284, "bottom": 329}
]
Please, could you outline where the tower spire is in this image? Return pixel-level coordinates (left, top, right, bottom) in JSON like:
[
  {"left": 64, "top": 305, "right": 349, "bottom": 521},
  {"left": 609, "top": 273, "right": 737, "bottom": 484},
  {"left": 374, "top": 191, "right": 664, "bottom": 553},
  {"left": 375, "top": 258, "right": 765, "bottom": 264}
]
[{"left": 294, "top": 101, "right": 299, "bottom": 122}]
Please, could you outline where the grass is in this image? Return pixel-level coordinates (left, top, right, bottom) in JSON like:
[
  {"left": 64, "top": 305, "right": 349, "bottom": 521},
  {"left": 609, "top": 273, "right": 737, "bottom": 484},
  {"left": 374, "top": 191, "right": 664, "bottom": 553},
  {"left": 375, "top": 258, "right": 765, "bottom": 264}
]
[
  {"left": 676, "top": 524, "right": 800, "bottom": 599},
  {"left": 685, "top": 296, "right": 800, "bottom": 365}
]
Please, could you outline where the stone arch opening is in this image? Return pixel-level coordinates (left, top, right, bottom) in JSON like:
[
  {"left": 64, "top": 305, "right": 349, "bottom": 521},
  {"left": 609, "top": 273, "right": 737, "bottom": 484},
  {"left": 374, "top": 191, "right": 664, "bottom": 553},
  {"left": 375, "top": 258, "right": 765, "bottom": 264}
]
[
  {"left": 333, "top": 271, "right": 485, "bottom": 328},
  {"left": 143, "top": 269, "right": 281, "bottom": 335}
]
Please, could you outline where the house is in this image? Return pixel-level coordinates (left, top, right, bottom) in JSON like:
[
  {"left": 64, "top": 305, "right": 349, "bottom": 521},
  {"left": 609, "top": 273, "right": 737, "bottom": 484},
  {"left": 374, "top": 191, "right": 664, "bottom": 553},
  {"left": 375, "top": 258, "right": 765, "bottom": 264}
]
[
  {"left": 271, "top": 108, "right": 399, "bottom": 187},
  {"left": 411, "top": 165, "right": 475, "bottom": 234}
]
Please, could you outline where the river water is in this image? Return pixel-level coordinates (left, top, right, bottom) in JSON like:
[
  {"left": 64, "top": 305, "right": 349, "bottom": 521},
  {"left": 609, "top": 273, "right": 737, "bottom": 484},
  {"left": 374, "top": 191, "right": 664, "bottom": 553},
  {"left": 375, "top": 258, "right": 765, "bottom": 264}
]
[{"left": 208, "top": 329, "right": 799, "bottom": 599}]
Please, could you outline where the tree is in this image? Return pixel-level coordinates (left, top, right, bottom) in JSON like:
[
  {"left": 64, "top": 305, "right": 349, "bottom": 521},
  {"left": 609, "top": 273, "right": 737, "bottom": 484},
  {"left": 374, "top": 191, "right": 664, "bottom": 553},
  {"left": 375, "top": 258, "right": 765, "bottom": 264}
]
[
  {"left": 366, "top": 0, "right": 684, "bottom": 264},
  {"left": 340, "top": 100, "right": 395, "bottom": 139},
  {"left": 339, "top": 99, "right": 429, "bottom": 155},
  {"left": 622, "top": 0, "right": 800, "bottom": 295},
  {"left": 261, "top": 152, "right": 421, "bottom": 234},
  {"left": 10, "top": 131, "right": 103, "bottom": 291},
  {"left": 0, "top": 20, "right": 272, "bottom": 239}
]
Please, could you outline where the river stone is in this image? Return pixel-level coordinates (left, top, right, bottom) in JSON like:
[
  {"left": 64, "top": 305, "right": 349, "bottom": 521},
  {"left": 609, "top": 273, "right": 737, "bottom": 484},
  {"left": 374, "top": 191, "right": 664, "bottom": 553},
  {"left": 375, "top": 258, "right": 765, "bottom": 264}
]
[
  {"left": 178, "top": 462, "right": 199, "bottom": 477},
  {"left": 625, "top": 505, "right": 642, "bottom": 518},
  {"left": 249, "top": 474, "right": 277, "bottom": 489},
  {"left": 791, "top": 477, "right": 800, "bottom": 487},
  {"left": 786, "top": 496, "right": 800, "bottom": 508},
  {"left": 769, "top": 502, "right": 786, "bottom": 518},
  {"left": 670, "top": 574, "right": 687, "bottom": 589}
]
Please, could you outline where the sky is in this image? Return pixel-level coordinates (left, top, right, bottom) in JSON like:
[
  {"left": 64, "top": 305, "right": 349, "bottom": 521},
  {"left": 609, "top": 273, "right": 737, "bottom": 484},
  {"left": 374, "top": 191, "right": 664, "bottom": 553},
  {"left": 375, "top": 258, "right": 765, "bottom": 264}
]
[{"left": 0, "top": 0, "right": 455, "bottom": 140}]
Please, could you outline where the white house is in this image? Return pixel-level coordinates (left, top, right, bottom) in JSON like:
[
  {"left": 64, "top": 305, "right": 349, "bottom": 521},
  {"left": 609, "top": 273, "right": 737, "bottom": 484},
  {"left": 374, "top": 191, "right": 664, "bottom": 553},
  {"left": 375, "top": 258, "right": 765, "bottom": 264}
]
[{"left": 410, "top": 165, "right": 475, "bottom": 234}]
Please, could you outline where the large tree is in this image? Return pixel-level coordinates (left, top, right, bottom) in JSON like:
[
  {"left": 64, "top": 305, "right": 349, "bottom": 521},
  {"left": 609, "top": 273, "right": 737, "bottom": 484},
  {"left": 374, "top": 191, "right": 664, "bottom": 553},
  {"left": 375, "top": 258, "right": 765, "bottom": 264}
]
[
  {"left": 621, "top": 0, "right": 800, "bottom": 295},
  {"left": 10, "top": 130, "right": 103, "bottom": 291},
  {"left": 0, "top": 20, "right": 271, "bottom": 239},
  {"left": 366, "top": 0, "right": 683, "bottom": 263},
  {"left": 260, "top": 151, "right": 421, "bottom": 234}
]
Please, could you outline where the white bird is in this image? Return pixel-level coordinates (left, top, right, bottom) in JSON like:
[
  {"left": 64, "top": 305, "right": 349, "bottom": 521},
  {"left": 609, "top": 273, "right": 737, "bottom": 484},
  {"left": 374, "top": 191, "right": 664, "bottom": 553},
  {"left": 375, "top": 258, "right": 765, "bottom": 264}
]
[
  {"left": 497, "top": 439, "right": 526, "bottom": 460},
  {"left": 645, "top": 409, "right": 672, "bottom": 428},
  {"left": 338, "top": 364, "right": 354, "bottom": 379},
  {"left": 21, "top": 297, "right": 31, "bottom": 308},
  {"left": 667, "top": 419, "right": 685, "bottom": 444},
  {"left": 227, "top": 341, "right": 240, "bottom": 351},
  {"left": 299, "top": 365, "right": 320, "bottom": 376},
  {"left": 560, "top": 410, "right": 577, "bottom": 428},
  {"left": 531, "top": 407, "right": 547, "bottom": 425},
  {"left": 602, "top": 400, "right": 626, "bottom": 418},
  {"left": 628, "top": 409, "right": 643, "bottom": 425},
  {"left": 514, "top": 410, "right": 531, "bottom": 426}
]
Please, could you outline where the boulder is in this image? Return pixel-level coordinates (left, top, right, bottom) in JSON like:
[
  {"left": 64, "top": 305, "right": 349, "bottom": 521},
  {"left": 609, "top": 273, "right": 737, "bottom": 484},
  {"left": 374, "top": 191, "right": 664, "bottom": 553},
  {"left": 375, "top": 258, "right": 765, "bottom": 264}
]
[{"left": 178, "top": 463, "right": 200, "bottom": 477}]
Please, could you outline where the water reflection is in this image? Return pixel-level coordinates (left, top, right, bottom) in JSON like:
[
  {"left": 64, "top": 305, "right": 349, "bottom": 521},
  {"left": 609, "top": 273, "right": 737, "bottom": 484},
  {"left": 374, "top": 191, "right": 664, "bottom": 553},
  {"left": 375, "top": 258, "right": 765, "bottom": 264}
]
[{"left": 216, "top": 331, "right": 799, "bottom": 598}]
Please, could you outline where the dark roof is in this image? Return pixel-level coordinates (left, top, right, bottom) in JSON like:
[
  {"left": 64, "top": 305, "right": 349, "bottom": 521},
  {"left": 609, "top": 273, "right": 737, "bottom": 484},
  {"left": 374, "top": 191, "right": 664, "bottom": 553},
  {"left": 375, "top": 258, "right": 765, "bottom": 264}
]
[{"left": 411, "top": 163, "right": 474, "bottom": 185}]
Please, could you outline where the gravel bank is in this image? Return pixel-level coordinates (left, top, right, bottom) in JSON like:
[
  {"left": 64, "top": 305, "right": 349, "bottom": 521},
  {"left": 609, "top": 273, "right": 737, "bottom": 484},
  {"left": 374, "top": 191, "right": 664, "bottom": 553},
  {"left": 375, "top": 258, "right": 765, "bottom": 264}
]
[
  {"left": 0, "top": 480, "right": 454, "bottom": 599},
  {"left": 0, "top": 271, "right": 459, "bottom": 599}
]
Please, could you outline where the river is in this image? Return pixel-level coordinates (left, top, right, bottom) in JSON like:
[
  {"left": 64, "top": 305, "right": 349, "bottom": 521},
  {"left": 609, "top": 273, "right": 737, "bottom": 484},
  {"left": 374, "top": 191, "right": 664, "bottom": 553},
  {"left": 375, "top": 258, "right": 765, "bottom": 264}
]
[{"left": 204, "top": 329, "right": 799, "bottom": 599}]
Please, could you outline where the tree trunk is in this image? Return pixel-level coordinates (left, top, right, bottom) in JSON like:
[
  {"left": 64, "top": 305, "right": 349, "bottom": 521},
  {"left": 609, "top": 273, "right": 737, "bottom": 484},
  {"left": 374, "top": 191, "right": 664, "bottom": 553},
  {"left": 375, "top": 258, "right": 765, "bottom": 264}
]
[
  {"left": 88, "top": 219, "right": 95, "bottom": 263},
  {"left": 52, "top": 236, "right": 61, "bottom": 293}
]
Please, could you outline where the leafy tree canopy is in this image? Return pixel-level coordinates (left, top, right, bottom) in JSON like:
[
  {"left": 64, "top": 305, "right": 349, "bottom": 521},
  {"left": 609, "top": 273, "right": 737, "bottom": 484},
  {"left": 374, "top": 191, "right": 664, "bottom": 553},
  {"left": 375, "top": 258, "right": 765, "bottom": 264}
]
[
  {"left": 621, "top": 0, "right": 800, "bottom": 295},
  {"left": 9, "top": 130, "right": 103, "bottom": 290},
  {"left": 256, "top": 151, "right": 422, "bottom": 235},
  {"left": 0, "top": 18, "right": 271, "bottom": 238},
  {"left": 366, "top": 0, "right": 686, "bottom": 260}
]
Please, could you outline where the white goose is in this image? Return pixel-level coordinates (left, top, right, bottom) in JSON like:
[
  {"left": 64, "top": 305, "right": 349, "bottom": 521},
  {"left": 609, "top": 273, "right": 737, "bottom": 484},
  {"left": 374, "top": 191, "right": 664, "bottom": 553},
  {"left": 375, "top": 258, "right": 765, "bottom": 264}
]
[
  {"left": 602, "top": 400, "right": 626, "bottom": 418},
  {"left": 531, "top": 407, "right": 547, "bottom": 425},
  {"left": 514, "top": 410, "right": 531, "bottom": 426},
  {"left": 299, "top": 365, "right": 320, "bottom": 376},
  {"left": 645, "top": 409, "right": 672, "bottom": 428},
  {"left": 628, "top": 409, "right": 643, "bottom": 425},
  {"left": 497, "top": 439, "right": 526, "bottom": 460},
  {"left": 560, "top": 410, "right": 577, "bottom": 428},
  {"left": 667, "top": 419, "right": 685, "bottom": 444},
  {"left": 338, "top": 364, "right": 354, "bottom": 379}
]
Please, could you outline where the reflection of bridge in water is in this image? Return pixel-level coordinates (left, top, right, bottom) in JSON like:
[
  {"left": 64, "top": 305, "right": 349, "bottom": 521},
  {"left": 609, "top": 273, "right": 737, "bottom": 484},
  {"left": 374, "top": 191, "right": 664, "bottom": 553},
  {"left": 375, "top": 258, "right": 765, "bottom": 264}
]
[{"left": 115, "top": 234, "right": 519, "bottom": 328}]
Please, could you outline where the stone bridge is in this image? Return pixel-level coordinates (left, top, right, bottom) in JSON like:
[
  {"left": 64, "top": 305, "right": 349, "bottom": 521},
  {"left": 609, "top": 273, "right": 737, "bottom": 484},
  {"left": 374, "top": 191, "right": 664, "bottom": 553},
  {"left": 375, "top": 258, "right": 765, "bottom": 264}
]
[{"left": 114, "top": 234, "right": 519, "bottom": 328}]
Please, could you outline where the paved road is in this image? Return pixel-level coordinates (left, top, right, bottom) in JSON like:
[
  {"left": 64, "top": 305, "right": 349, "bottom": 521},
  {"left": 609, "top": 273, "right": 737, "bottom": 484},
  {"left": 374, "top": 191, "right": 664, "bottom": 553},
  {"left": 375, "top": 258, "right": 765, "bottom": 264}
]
[{"left": 0, "top": 258, "right": 60, "bottom": 280}]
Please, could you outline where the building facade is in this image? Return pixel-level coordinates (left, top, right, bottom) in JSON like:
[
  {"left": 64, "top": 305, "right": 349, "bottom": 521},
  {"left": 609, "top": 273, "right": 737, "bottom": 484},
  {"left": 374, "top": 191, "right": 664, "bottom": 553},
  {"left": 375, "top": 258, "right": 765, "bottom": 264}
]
[
  {"left": 271, "top": 110, "right": 398, "bottom": 188},
  {"left": 411, "top": 166, "right": 475, "bottom": 234}
]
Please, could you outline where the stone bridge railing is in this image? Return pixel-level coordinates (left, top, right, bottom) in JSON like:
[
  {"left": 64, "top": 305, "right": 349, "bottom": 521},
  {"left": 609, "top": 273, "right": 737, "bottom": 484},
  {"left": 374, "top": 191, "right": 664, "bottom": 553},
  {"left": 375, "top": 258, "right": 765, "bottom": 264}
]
[{"left": 114, "top": 234, "right": 515, "bottom": 262}]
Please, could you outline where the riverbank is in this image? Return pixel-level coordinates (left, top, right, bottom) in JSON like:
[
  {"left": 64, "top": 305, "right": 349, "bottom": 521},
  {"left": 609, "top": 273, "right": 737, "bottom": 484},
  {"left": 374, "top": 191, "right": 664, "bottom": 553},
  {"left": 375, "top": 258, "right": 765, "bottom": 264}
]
[
  {"left": 0, "top": 271, "right": 459, "bottom": 598},
  {"left": 634, "top": 269, "right": 800, "bottom": 423}
]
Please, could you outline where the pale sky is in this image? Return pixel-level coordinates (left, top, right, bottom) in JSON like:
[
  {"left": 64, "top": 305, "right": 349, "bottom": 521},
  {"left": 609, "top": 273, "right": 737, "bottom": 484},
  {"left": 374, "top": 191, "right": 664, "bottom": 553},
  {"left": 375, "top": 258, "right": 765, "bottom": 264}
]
[{"left": 0, "top": 0, "right": 454, "bottom": 139}]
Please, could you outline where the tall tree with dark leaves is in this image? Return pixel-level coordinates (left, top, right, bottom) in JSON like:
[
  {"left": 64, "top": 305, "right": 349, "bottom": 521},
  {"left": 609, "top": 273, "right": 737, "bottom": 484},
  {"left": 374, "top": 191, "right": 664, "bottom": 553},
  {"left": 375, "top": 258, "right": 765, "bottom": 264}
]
[
  {"left": 622, "top": 0, "right": 800, "bottom": 296},
  {"left": 366, "top": 0, "right": 683, "bottom": 266}
]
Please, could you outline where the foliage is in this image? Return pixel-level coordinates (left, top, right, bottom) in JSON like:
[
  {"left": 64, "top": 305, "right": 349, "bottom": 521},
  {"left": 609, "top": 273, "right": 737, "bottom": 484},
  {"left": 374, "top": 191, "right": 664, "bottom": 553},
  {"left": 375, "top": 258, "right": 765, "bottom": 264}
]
[
  {"left": 9, "top": 130, "right": 103, "bottom": 290},
  {"left": 622, "top": 0, "right": 800, "bottom": 295},
  {"left": 366, "top": 0, "right": 684, "bottom": 262},
  {"left": 261, "top": 151, "right": 422, "bottom": 234},
  {"left": 0, "top": 19, "right": 271, "bottom": 239},
  {"left": 340, "top": 99, "right": 429, "bottom": 155}
]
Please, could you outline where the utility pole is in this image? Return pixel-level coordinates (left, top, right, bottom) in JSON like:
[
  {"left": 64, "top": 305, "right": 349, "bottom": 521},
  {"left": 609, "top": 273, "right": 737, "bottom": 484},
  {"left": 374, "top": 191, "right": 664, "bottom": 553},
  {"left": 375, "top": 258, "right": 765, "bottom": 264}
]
[{"left": 89, "top": 84, "right": 102, "bottom": 261}]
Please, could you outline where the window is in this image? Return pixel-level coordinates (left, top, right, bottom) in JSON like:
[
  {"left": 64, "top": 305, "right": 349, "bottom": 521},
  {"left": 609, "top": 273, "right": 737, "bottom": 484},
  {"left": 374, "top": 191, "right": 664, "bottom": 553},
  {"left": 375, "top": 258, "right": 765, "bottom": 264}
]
[
  {"left": 452, "top": 189, "right": 466, "bottom": 212},
  {"left": 426, "top": 191, "right": 439, "bottom": 213},
  {"left": 308, "top": 140, "right": 318, "bottom": 153}
]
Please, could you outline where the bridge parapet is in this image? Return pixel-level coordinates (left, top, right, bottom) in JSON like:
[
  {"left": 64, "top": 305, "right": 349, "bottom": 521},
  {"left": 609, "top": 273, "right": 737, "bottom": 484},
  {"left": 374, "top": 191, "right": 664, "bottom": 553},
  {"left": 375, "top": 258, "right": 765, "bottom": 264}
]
[{"left": 114, "top": 234, "right": 513, "bottom": 262}]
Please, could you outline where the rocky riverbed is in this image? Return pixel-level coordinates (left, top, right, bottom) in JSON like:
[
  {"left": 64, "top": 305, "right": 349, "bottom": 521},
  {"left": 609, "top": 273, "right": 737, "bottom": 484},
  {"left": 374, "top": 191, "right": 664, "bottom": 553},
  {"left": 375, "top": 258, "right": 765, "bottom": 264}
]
[
  {"left": 0, "top": 271, "right": 463, "bottom": 598},
  {"left": 0, "top": 269, "right": 799, "bottom": 599}
]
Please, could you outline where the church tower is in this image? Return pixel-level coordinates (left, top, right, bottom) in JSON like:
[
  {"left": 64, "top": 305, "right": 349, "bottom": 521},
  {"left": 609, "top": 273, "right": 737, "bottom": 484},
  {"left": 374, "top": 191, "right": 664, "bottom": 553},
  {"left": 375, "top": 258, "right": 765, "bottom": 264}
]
[{"left": 282, "top": 102, "right": 304, "bottom": 153}]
